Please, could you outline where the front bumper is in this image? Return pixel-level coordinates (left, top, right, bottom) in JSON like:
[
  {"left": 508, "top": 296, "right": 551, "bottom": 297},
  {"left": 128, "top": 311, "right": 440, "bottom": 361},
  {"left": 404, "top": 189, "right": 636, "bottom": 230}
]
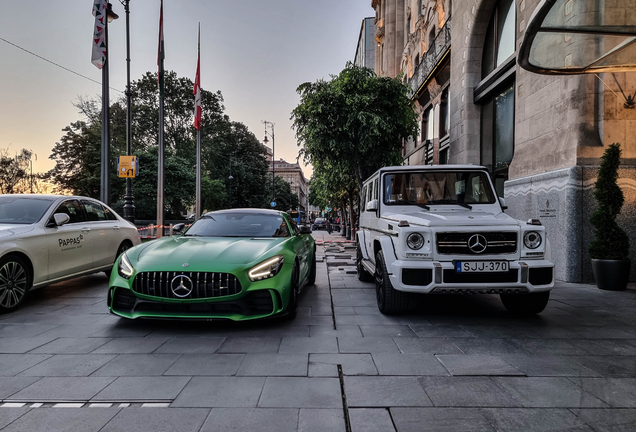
[
  {"left": 386, "top": 259, "right": 554, "bottom": 294},
  {"left": 107, "top": 264, "right": 293, "bottom": 321}
]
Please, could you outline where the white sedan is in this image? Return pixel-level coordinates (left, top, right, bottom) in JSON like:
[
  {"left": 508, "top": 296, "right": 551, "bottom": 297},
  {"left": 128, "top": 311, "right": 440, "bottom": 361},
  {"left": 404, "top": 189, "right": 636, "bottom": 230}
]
[{"left": 0, "top": 194, "right": 141, "bottom": 313}]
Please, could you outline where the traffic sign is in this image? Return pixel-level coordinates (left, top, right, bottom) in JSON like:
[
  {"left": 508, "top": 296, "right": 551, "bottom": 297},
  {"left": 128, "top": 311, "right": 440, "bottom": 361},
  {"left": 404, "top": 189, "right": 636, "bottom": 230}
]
[
  {"left": 270, "top": 201, "right": 276, "bottom": 207},
  {"left": 325, "top": 206, "right": 332, "bottom": 212},
  {"left": 118, "top": 155, "right": 137, "bottom": 178}
]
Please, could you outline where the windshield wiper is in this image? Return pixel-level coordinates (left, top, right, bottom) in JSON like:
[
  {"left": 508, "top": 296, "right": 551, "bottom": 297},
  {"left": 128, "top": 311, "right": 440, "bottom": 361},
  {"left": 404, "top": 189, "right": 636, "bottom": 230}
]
[
  {"left": 428, "top": 200, "right": 472, "bottom": 209},
  {"left": 393, "top": 200, "right": 430, "bottom": 210},
  {"left": 183, "top": 233, "right": 200, "bottom": 237}
]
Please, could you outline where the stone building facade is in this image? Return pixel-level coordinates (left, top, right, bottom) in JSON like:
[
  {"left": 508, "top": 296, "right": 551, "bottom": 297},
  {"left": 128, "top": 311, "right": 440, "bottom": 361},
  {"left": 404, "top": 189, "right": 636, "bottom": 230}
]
[
  {"left": 354, "top": 17, "right": 377, "bottom": 69},
  {"left": 367, "top": 0, "right": 636, "bottom": 283},
  {"left": 264, "top": 147, "right": 308, "bottom": 213}
]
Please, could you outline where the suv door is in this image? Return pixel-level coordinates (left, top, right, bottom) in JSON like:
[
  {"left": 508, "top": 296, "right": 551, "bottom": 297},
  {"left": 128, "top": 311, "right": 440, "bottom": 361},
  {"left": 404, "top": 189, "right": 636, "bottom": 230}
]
[
  {"left": 46, "top": 199, "right": 94, "bottom": 279},
  {"left": 81, "top": 199, "right": 121, "bottom": 268}
]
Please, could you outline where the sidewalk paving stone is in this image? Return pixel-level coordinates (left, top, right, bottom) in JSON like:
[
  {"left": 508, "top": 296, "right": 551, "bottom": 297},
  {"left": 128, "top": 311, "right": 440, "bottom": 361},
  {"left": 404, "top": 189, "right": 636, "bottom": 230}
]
[
  {"left": 337, "top": 337, "right": 400, "bottom": 354},
  {"left": 217, "top": 337, "right": 281, "bottom": 353},
  {"left": 344, "top": 376, "right": 432, "bottom": 407},
  {"left": 9, "top": 376, "right": 116, "bottom": 401},
  {"left": 567, "top": 378, "right": 636, "bottom": 407},
  {"left": 93, "top": 354, "right": 181, "bottom": 376},
  {"left": 308, "top": 353, "right": 378, "bottom": 377},
  {"left": 418, "top": 376, "right": 521, "bottom": 407},
  {"left": 154, "top": 337, "right": 226, "bottom": 354},
  {"left": 372, "top": 353, "right": 450, "bottom": 376},
  {"left": 19, "top": 354, "right": 116, "bottom": 377},
  {"left": 492, "top": 377, "right": 609, "bottom": 408},
  {"left": 93, "top": 376, "right": 190, "bottom": 401},
  {"left": 480, "top": 408, "right": 594, "bottom": 431},
  {"left": 436, "top": 354, "right": 524, "bottom": 376},
  {"left": 100, "top": 407, "right": 209, "bottom": 432},
  {"left": 0, "top": 377, "right": 41, "bottom": 399},
  {"left": 349, "top": 408, "right": 395, "bottom": 432},
  {"left": 390, "top": 408, "right": 496, "bottom": 432},
  {"left": 171, "top": 376, "right": 265, "bottom": 407},
  {"left": 29, "top": 337, "right": 113, "bottom": 354},
  {"left": 298, "top": 409, "right": 345, "bottom": 432},
  {"left": 278, "top": 336, "right": 339, "bottom": 354},
  {"left": 0, "top": 408, "right": 118, "bottom": 432},
  {"left": 570, "top": 408, "right": 636, "bottom": 432},
  {"left": 163, "top": 354, "right": 243, "bottom": 376},
  {"left": 393, "top": 337, "right": 463, "bottom": 354},
  {"left": 236, "top": 353, "right": 308, "bottom": 377},
  {"left": 199, "top": 408, "right": 298, "bottom": 432},
  {"left": 258, "top": 377, "right": 341, "bottom": 408}
]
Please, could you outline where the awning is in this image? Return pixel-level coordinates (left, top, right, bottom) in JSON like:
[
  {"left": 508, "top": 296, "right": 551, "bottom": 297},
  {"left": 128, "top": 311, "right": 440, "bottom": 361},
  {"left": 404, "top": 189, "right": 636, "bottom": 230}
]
[{"left": 519, "top": 0, "right": 636, "bottom": 74}]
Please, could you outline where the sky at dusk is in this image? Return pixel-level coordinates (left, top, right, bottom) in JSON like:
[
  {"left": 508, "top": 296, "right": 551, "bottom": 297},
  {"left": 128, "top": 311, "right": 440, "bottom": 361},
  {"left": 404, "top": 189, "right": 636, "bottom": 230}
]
[{"left": 0, "top": 0, "right": 374, "bottom": 178}]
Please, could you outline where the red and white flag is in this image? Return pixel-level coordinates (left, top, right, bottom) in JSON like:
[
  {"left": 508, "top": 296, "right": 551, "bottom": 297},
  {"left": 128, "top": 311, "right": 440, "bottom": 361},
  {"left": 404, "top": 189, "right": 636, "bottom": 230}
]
[
  {"left": 91, "top": 0, "right": 108, "bottom": 69},
  {"left": 193, "top": 24, "right": 201, "bottom": 130}
]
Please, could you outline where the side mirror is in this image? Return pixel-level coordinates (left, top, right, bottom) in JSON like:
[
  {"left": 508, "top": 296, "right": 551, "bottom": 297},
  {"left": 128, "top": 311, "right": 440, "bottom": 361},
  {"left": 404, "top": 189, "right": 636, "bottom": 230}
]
[
  {"left": 366, "top": 199, "right": 378, "bottom": 212},
  {"left": 173, "top": 223, "right": 186, "bottom": 234},
  {"left": 299, "top": 225, "right": 312, "bottom": 235},
  {"left": 48, "top": 213, "right": 70, "bottom": 228},
  {"left": 499, "top": 197, "right": 508, "bottom": 210}
]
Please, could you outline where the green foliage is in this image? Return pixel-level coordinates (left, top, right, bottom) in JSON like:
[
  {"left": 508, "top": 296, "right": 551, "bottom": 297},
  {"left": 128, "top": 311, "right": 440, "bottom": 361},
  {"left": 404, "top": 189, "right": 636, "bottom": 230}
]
[
  {"left": 292, "top": 63, "right": 417, "bottom": 194},
  {"left": 270, "top": 175, "right": 299, "bottom": 211},
  {"left": 0, "top": 147, "right": 41, "bottom": 194},
  {"left": 589, "top": 143, "right": 630, "bottom": 260},
  {"left": 46, "top": 71, "right": 272, "bottom": 219}
]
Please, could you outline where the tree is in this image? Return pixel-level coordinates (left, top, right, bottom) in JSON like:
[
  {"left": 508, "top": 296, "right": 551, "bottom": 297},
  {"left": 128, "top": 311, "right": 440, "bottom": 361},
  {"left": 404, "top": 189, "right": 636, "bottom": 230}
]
[
  {"left": 46, "top": 71, "right": 271, "bottom": 219},
  {"left": 292, "top": 63, "right": 418, "bottom": 195},
  {"left": 0, "top": 147, "right": 36, "bottom": 194}
]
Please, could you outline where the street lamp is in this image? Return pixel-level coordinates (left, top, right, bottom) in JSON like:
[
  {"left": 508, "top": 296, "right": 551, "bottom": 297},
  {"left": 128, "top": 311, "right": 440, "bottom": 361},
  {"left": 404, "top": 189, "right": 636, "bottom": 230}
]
[
  {"left": 119, "top": 0, "right": 135, "bottom": 222},
  {"left": 228, "top": 154, "right": 234, "bottom": 208},
  {"left": 100, "top": 2, "right": 118, "bottom": 206},
  {"left": 262, "top": 120, "right": 275, "bottom": 207}
]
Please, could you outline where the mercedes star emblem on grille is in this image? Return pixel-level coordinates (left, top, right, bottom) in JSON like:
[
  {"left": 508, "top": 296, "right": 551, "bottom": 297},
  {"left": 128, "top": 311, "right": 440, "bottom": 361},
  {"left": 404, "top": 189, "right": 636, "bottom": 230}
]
[
  {"left": 171, "top": 275, "right": 193, "bottom": 298},
  {"left": 467, "top": 234, "right": 488, "bottom": 254}
]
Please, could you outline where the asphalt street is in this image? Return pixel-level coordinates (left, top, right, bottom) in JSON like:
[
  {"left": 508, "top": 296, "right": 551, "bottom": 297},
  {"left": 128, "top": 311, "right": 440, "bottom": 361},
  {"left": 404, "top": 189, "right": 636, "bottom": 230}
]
[{"left": 1, "top": 230, "right": 635, "bottom": 431}]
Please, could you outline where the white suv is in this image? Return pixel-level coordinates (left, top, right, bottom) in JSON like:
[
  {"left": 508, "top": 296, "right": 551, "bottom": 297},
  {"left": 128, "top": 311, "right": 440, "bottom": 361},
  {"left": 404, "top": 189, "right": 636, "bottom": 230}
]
[{"left": 356, "top": 165, "right": 554, "bottom": 315}]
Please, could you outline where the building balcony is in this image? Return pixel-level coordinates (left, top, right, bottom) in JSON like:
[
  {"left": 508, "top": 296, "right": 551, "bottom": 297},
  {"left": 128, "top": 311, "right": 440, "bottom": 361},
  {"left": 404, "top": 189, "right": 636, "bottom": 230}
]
[{"left": 409, "top": 18, "right": 451, "bottom": 97}]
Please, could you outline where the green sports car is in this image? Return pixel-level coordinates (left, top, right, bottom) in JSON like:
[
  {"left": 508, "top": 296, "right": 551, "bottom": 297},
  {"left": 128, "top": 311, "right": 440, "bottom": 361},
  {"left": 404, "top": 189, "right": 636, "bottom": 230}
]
[{"left": 107, "top": 209, "right": 316, "bottom": 320}]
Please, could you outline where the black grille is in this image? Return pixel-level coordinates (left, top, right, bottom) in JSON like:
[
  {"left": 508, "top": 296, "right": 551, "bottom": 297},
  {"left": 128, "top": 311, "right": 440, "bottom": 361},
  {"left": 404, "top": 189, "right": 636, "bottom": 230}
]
[
  {"left": 437, "top": 232, "right": 517, "bottom": 255},
  {"left": 443, "top": 268, "right": 519, "bottom": 283},
  {"left": 132, "top": 271, "right": 242, "bottom": 299},
  {"left": 529, "top": 267, "right": 553, "bottom": 285},
  {"left": 402, "top": 269, "right": 433, "bottom": 286},
  {"left": 111, "top": 289, "right": 274, "bottom": 317}
]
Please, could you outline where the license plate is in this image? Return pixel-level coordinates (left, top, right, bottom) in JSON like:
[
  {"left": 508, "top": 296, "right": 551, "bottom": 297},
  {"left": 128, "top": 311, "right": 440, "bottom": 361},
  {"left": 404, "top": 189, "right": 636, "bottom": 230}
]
[{"left": 456, "top": 261, "right": 509, "bottom": 273}]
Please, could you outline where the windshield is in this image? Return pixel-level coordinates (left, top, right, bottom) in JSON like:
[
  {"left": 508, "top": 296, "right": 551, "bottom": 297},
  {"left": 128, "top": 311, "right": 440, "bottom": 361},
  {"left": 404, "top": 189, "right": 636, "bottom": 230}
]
[
  {"left": 184, "top": 212, "right": 290, "bottom": 237},
  {"left": 0, "top": 196, "right": 55, "bottom": 224},
  {"left": 383, "top": 171, "right": 496, "bottom": 206}
]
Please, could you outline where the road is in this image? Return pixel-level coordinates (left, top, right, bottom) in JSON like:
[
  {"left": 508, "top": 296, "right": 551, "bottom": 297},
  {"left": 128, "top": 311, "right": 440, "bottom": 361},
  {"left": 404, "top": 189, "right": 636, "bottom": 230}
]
[{"left": 1, "top": 232, "right": 635, "bottom": 431}]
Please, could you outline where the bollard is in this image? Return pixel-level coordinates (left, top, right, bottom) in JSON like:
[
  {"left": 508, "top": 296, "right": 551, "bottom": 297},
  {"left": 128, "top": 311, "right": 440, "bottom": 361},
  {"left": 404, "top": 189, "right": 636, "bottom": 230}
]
[
  {"left": 346, "top": 224, "right": 351, "bottom": 240},
  {"left": 341, "top": 223, "right": 346, "bottom": 237}
]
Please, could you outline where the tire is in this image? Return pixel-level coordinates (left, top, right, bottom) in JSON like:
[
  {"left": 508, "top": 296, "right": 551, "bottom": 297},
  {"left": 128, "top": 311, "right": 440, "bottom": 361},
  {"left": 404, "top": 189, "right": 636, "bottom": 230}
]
[
  {"left": 374, "top": 250, "right": 409, "bottom": 314},
  {"left": 0, "top": 255, "right": 33, "bottom": 313},
  {"left": 105, "top": 241, "right": 133, "bottom": 277},
  {"left": 307, "top": 247, "right": 317, "bottom": 285},
  {"left": 285, "top": 261, "right": 299, "bottom": 320},
  {"left": 357, "top": 244, "right": 374, "bottom": 282},
  {"left": 500, "top": 291, "right": 550, "bottom": 315}
]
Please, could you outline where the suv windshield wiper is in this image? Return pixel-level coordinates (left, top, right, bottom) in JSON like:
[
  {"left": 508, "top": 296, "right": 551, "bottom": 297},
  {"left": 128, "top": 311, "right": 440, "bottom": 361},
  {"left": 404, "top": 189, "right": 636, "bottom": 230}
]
[
  {"left": 393, "top": 200, "right": 430, "bottom": 210},
  {"left": 428, "top": 200, "right": 472, "bottom": 209}
]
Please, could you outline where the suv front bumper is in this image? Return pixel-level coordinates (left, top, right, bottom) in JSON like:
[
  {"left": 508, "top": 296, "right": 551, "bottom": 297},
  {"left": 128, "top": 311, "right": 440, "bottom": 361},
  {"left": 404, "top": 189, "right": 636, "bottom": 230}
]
[{"left": 387, "top": 259, "right": 554, "bottom": 294}]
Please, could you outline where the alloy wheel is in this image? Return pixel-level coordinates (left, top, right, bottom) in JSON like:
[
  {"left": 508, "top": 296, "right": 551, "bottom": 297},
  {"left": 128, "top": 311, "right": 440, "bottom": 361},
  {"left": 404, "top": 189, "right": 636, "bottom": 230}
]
[{"left": 0, "top": 260, "right": 28, "bottom": 309}]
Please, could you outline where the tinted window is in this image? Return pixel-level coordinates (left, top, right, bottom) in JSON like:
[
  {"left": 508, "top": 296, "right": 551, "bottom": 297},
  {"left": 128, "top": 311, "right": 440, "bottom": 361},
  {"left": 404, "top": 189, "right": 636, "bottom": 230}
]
[
  {"left": 0, "top": 196, "right": 55, "bottom": 224},
  {"left": 82, "top": 200, "right": 107, "bottom": 222},
  {"left": 53, "top": 200, "right": 86, "bottom": 224},
  {"left": 383, "top": 171, "right": 496, "bottom": 205},
  {"left": 290, "top": 219, "right": 300, "bottom": 235},
  {"left": 184, "top": 213, "right": 290, "bottom": 238},
  {"left": 103, "top": 206, "right": 117, "bottom": 220}
]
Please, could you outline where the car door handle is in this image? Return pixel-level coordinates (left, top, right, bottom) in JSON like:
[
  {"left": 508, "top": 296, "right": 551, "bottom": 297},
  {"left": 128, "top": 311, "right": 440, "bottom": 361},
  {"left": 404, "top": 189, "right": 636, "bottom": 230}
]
[
  {"left": 81, "top": 228, "right": 91, "bottom": 233},
  {"left": 113, "top": 226, "right": 121, "bottom": 231}
]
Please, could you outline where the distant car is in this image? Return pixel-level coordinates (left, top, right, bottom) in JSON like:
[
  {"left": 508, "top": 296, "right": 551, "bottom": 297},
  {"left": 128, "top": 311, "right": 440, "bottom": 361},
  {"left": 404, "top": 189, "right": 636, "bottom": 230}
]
[
  {"left": 312, "top": 218, "right": 327, "bottom": 230},
  {"left": 108, "top": 209, "right": 316, "bottom": 320},
  {"left": 0, "top": 194, "right": 141, "bottom": 313}
]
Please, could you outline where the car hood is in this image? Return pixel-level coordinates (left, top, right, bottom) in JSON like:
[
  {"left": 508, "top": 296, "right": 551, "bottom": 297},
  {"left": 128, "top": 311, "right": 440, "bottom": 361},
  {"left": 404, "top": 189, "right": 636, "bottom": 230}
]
[
  {"left": 383, "top": 209, "right": 520, "bottom": 228},
  {"left": 133, "top": 236, "right": 287, "bottom": 268},
  {"left": 0, "top": 224, "right": 35, "bottom": 238}
]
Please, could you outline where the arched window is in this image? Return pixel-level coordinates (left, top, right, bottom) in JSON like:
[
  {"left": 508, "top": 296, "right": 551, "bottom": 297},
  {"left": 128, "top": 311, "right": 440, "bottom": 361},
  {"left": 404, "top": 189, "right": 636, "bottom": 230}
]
[
  {"left": 428, "top": 28, "right": 436, "bottom": 53},
  {"left": 478, "top": 0, "right": 516, "bottom": 197}
]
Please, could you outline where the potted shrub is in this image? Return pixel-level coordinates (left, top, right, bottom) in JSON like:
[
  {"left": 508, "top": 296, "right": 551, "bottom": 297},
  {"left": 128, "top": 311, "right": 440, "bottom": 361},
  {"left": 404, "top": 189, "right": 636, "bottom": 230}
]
[{"left": 589, "top": 143, "right": 631, "bottom": 291}]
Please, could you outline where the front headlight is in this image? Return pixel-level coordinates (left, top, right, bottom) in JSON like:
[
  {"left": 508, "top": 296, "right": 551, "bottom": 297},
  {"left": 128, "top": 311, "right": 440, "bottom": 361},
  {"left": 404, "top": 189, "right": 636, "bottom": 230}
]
[
  {"left": 118, "top": 253, "right": 134, "bottom": 279},
  {"left": 406, "top": 233, "right": 424, "bottom": 250},
  {"left": 248, "top": 255, "right": 285, "bottom": 281},
  {"left": 523, "top": 231, "right": 542, "bottom": 249}
]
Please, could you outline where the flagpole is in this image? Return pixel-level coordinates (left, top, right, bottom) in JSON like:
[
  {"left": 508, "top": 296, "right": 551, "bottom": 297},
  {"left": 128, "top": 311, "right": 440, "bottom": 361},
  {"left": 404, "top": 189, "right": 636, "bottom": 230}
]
[
  {"left": 156, "top": 0, "right": 165, "bottom": 237},
  {"left": 195, "top": 24, "right": 201, "bottom": 219}
]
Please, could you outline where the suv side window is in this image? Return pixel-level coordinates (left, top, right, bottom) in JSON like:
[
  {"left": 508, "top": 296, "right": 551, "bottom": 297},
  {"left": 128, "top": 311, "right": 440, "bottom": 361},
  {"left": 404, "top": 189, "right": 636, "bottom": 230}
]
[
  {"left": 81, "top": 200, "right": 107, "bottom": 222},
  {"left": 374, "top": 178, "right": 379, "bottom": 200},
  {"left": 53, "top": 200, "right": 86, "bottom": 224},
  {"left": 362, "top": 186, "right": 368, "bottom": 211}
]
